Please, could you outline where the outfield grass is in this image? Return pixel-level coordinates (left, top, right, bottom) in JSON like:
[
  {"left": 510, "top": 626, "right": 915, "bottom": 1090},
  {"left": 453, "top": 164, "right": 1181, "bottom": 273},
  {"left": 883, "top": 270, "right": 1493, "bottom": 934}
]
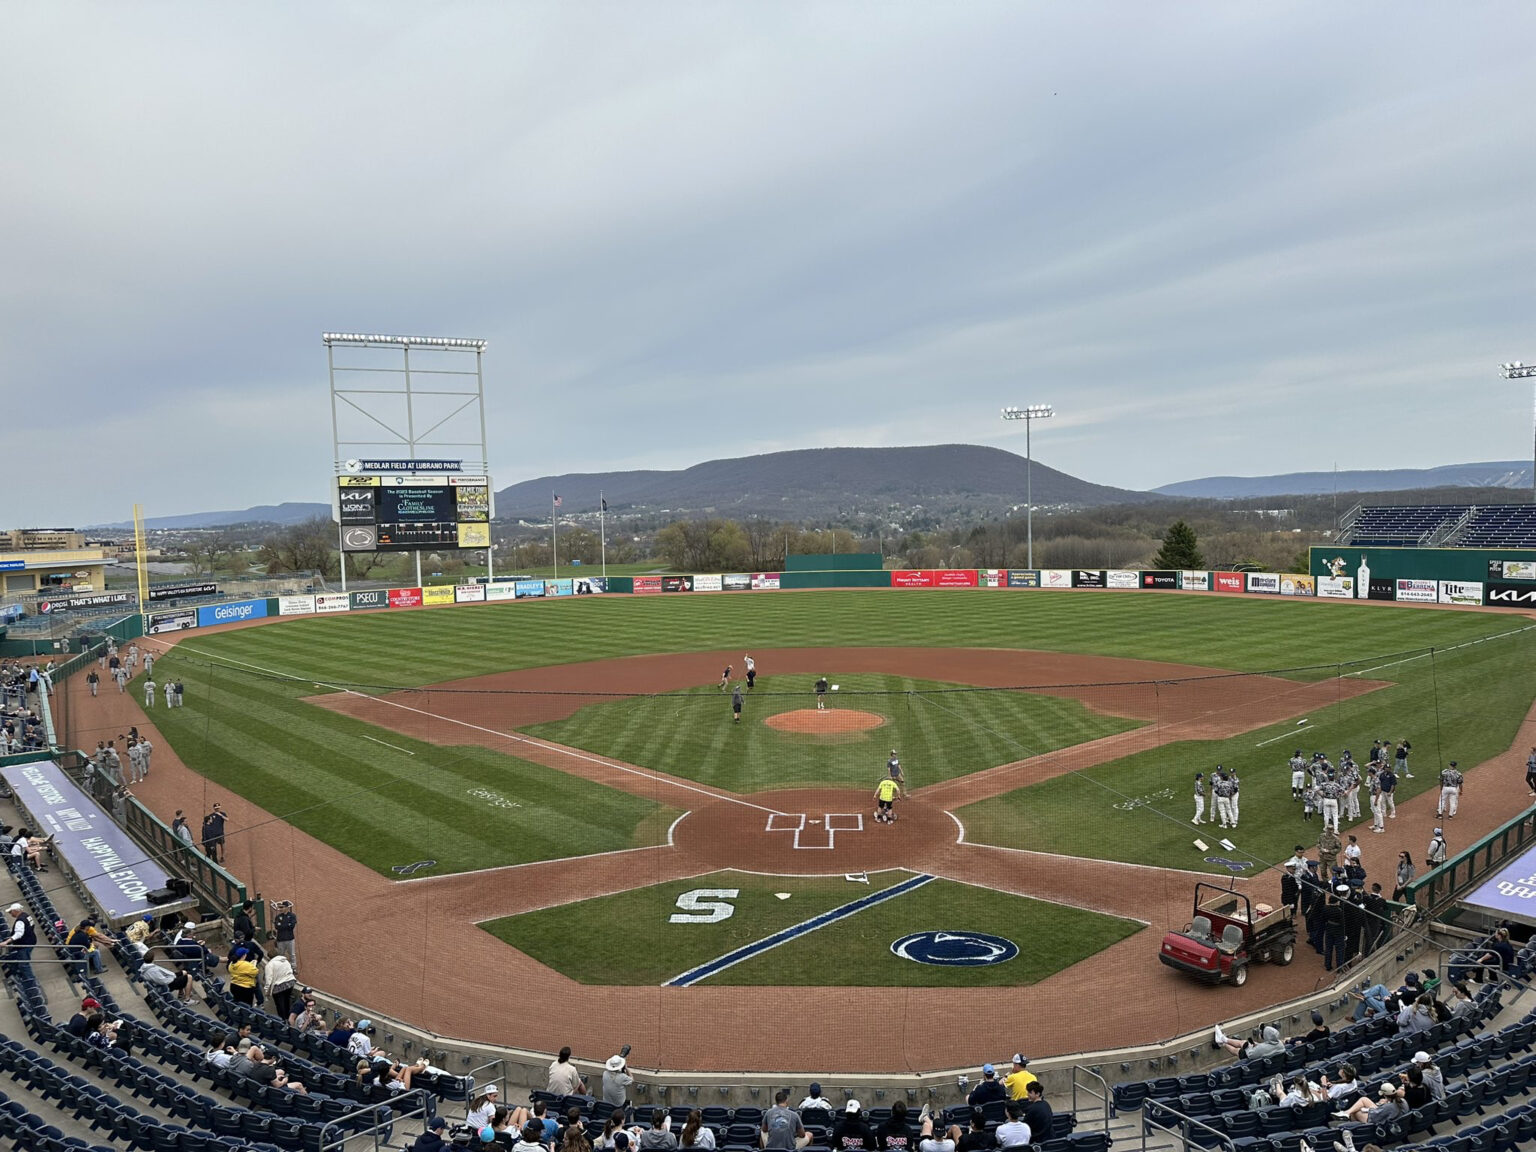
[
  {"left": 133, "top": 658, "right": 680, "bottom": 878},
  {"left": 480, "top": 869, "right": 1141, "bottom": 986},
  {"left": 160, "top": 589, "right": 1527, "bottom": 690},
  {"left": 959, "top": 625, "right": 1536, "bottom": 872},
  {"left": 519, "top": 673, "right": 1140, "bottom": 790}
]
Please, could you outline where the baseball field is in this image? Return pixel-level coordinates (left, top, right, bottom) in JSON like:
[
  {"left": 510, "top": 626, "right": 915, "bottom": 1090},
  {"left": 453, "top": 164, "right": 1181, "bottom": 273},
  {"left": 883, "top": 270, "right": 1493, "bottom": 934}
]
[{"left": 118, "top": 589, "right": 1536, "bottom": 994}]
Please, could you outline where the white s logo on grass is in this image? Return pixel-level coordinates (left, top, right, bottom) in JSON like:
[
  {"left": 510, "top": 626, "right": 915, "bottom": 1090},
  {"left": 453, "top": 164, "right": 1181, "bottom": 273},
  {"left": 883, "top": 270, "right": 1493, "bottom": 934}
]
[{"left": 669, "top": 889, "right": 740, "bottom": 923}]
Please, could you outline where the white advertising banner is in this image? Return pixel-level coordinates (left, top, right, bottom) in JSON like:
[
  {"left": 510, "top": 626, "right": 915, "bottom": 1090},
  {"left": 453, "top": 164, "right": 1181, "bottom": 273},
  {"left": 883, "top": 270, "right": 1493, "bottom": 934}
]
[
  {"left": 1246, "top": 572, "right": 1281, "bottom": 594},
  {"left": 1105, "top": 569, "right": 1138, "bottom": 589},
  {"left": 454, "top": 583, "right": 487, "bottom": 603},
  {"left": 692, "top": 574, "right": 724, "bottom": 592},
  {"left": 484, "top": 582, "right": 517, "bottom": 601},
  {"left": 1439, "top": 581, "right": 1484, "bottom": 606},
  {"left": 1041, "top": 569, "right": 1073, "bottom": 588},
  {"left": 1318, "top": 577, "right": 1355, "bottom": 599},
  {"left": 314, "top": 593, "right": 350, "bottom": 613},
  {"left": 1395, "top": 579, "right": 1438, "bottom": 604},
  {"left": 1180, "top": 571, "right": 1210, "bottom": 591},
  {"left": 278, "top": 594, "right": 315, "bottom": 616}
]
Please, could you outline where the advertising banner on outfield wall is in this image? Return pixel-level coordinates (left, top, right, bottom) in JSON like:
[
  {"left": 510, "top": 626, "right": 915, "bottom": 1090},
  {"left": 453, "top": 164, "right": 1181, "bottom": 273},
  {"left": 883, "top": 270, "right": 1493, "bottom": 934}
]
[
  {"left": 723, "top": 574, "right": 751, "bottom": 591},
  {"left": 750, "top": 573, "right": 780, "bottom": 590},
  {"left": 979, "top": 569, "right": 1004, "bottom": 588},
  {"left": 146, "top": 609, "right": 197, "bottom": 634},
  {"left": 314, "top": 593, "right": 350, "bottom": 613},
  {"left": 634, "top": 575, "right": 663, "bottom": 594},
  {"left": 1487, "top": 582, "right": 1536, "bottom": 608},
  {"left": 1142, "top": 571, "right": 1178, "bottom": 589},
  {"left": 1439, "top": 581, "right": 1483, "bottom": 606},
  {"left": 513, "top": 579, "right": 545, "bottom": 599},
  {"left": 1395, "top": 579, "right": 1436, "bottom": 603},
  {"left": 573, "top": 577, "right": 606, "bottom": 595},
  {"left": 1214, "top": 572, "right": 1245, "bottom": 593},
  {"left": 350, "top": 589, "right": 389, "bottom": 610},
  {"left": 484, "top": 582, "right": 516, "bottom": 601},
  {"left": 1106, "top": 570, "right": 1138, "bottom": 589},
  {"left": 1368, "top": 579, "right": 1395, "bottom": 601},
  {"left": 693, "top": 574, "right": 724, "bottom": 592},
  {"left": 662, "top": 576, "right": 693, "bottom": 592},
  {"left": 1246, "top": 572, "right": 1280, "bottom": 594},
  {"left": 278, "top": 594, "right": 316, "bottom": 615},
  {"left": 1041, "top": 569, "right": 1072, "bottom": 588},
  {"left": 454, "top": 584, "right": 486, "bottom": 603},
  {"left": 1180, "top": 571, "right": 1210, "bottom": 591},
  {"left": 1318, "top": 577, "right": 1355, "bottom": 599},
  {"left": 197, "top": 598, "right": 267, "bottom": 627},
  {"left": 892, "top": 570, "right": 933, "bottom": 588},
  {"left": 148, "top": 582, "right": 218, "bottom": 602},
  {"left": 387, "top": 588, "right": 423, "bottom": 608},
  {"left": 544, "top": 579, "right": 573, "bottom": 597},
  {"left": 1072, "top": 570, "right": 1105, "bottom": 589},
  {"left": 1279, "top": 575, "right": 1315, "bottom": 597},
  {"left": 1007, "top": 570, "right": 1040, "bottom": 588},
  {"left": 935, "top": 569, "right": 979, "bottom": 588},
  {"left": 420, "top": 586, "right": 455, "bottom": 606},
  {"left": 1489, "top": 560, "right": 1536, "bottom": 581}
]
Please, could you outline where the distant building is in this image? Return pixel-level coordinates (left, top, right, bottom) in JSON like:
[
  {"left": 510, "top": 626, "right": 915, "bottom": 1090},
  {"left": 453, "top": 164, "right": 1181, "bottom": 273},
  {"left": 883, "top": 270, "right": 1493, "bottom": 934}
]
[
  {"left": 3, "top": 528, "right": 86, "bottom": 551},
  {"left": 0, "top": 530, "right": 110, "bottom": 597}
]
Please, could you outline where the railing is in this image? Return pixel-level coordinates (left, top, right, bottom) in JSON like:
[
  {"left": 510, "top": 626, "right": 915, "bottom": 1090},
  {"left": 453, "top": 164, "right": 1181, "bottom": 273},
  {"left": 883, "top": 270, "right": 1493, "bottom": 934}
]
[
  {"left": 319, "top": 1087, "right": 433, "bottom": 1152},
  {"left": 1404, "top": 806, "right": 1536, "bottom": 914},
  {"left": 1336, "top": 502, "right": 1363, "bottom": 540},
  {"left": 1424, "top": 505, "right": 1477, "bottom": 547},
  {"left": 1141, "top": 1097, "right": 1237, "bottom": 1152},
  {"left": 463, "top": 1057, "right": 503, "bottom": 1121},
  {"left": 1070, "top": 1064, "right": 1111, "bottom": 1130},
  {"left": 64, "top": 752, "right": 261, "bottom": 933}
]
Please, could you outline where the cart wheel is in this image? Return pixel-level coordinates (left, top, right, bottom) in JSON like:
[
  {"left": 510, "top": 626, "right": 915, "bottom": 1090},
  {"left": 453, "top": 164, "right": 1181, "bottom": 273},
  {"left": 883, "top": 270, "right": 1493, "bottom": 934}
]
[
  {"left": 1275, "top": 941, "right": 1295, "bottom": 966},
  {"left": 1231, "top": 962, "right": 1248, "bottom": 987}
]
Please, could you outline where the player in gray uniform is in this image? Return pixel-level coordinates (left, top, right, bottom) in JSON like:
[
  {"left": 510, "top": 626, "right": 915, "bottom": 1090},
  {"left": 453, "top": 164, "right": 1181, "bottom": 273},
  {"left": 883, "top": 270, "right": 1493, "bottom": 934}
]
[
  {"left": 1229, "top": 769, "right": 1241, "bottom": 825},
  {"left": 1289, "top": 751, "right": 1307, "bottom": 800},
  {"left": 1318, "top": 773, "right": 1343, "bottom": 833},
  {"left": 1437, "top": 761, "right": 1464, "bottom": 819},
  {"left": 1192, "top": 772, "right": 1206, "bottom": 825},
  {"left": 1340, "top": 755, "right": 1362, "bottom": 821},
  {"left": 1213, "top": 769, "right": 1238, "bottom": 829}
]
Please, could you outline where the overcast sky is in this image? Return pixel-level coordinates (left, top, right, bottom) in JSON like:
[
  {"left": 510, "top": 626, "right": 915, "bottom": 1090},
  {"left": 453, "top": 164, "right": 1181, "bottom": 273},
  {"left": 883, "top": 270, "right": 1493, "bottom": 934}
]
[{"left": 4, "top": 2, "right": 1534, "bottom": 526}]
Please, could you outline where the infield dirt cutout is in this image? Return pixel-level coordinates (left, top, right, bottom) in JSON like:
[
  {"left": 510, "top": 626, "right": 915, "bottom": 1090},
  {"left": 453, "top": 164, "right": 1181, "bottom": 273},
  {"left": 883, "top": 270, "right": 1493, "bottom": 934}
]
[{"left": 764, "top": 707, "right": 886, "bottom": 733}]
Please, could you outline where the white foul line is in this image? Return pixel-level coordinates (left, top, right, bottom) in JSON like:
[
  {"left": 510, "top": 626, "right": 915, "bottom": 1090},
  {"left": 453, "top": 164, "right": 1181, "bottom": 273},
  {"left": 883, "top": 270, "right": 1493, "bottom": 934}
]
[
  {"left": 176, "top": 644, "right": 784, "bottom": 816},
  {"left": 360, "top": 733, "right": 416, "bottom": 755}
]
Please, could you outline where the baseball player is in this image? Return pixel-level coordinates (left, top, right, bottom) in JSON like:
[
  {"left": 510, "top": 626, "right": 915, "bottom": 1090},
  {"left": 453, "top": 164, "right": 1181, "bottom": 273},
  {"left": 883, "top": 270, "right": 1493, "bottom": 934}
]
[
  {"left": 1340, "top": 755, "right": 1362, "bottom": 821},
  {"left": 886, "top": 750, "right": 906, "bottom": 798},
  {"left": 744, "top": 654, "right": 756, "bottom": 690},
  {"left": 1229, "top": 769, "right": 1241, "bottom": 825},
  {"left": 1192, "top": 772, "right": 1206, "bottom": 825},
  {"left": 874, "top": 777, "right": 901, "bottom": 824},
  {"left": 1289, "top": 750, "right": 1307, "bottom": 800},
  {"left": 1318, "top": 772, "right": 1343, "bottom": 834},
  {"left": 1437, "top": 761, "right": 1464, "bottom": 819},
  {"left": 1212, "top": 768, "right": 1236, "bottom": 829},
  {"left": 815, "top": 676, "right": 829, "bottom": 710},
  {"left": 1368, "top": 764, "right": 1386, "bottom": 833}
]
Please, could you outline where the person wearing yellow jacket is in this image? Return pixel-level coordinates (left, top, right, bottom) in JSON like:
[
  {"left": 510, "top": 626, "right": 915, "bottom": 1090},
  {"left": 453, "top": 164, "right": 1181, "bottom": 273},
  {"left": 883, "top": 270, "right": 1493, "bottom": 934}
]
[{"left": 228, "top": 947, "right": 260, "bottom": 1005}]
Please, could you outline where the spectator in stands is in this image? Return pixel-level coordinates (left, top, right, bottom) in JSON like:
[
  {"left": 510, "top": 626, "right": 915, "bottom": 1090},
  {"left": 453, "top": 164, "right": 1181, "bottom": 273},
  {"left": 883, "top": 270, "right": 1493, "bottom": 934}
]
[
  {"left": 1213, "top": 1023, "right": 1284, "bottom": 1060},
  {"left": 232, "top": 900, "right": 257, "bottom": 942},
  {"left": 1398, "top": 993, "right": 1436, "bottom": 1036},
  {"left": 326, "top": 1016, "right": 356, "bottom": 1049},
  {"left": 376, "top": 1060, "right": 419, "bottom": 1094},
  {"left": 515, "top": 1122, "right": 550, "bottom": 1152},
  {"left": 1333, "top": 1081, "right": 1406, "bottom": 1124},
  {"left": 469, "top": 1086, "right": 501, "bottom": 1130},
  {"left": 955, "top": 1110, "right": 992, "bottom": 1152},
  {"left": 205, "top": 1033, "right": 239, "bottom": 1069},
  {"left": 529, "top": 1101, "right": 557, "bottom": 1144},
  {"left": 227, "top": 947, "right": 259, "bottom": 1005},
  {"left": 414, "top": 1117, "right": 452, "bottom": 1152},
  {"left": 594, "top": 1114, "right": 627, "bottom": 1151},
  {"left": 640, "top": 1107, "right": 678, "bottom": 1151},
  {"left": 291, "top": 992, "right": 323, "bottom": 1032},
  {"left": 798, "top": 1083, "right": 834, "bottom": 1113},
  {"left": 833, "top": 1101, "right": 874, "bottom": 1152},
  {"left": 85, "top": 1015, "right": 119, "bottom": 1050},
  {"left": 1, "top": 902, "right": 38, "bottom": 966},
  {"left": 966, "top": 1065, "right": 1005, "bottom": 1107},
  {"left": 1002, "top": 1056, "right": 1035, "bottom": 1101},
  {"left": 264, "top": 951, "right": 298, "bottom": 1019},
  {"left": 1408, "top": 1051, "right": 1445, "bottom": 1101},
  {"left": 65, "top": 997, "right": 103, "bottom": 1038},
  {"left": 1399, "top": 1066, "right": 1430, "bottom": 1110},
  {"left": 547, "top": 1046, "right": 588, "bottom": 1096},
  {"left": 564, "top": 1112, "right": 597, "bottom": 1152},
  {"left": 679, "top": 1110, "right": 714, "bottom": 1151},
  {"left": 915, "top": 1109, "right": 959, "bottom": 1152},
  {"left": 1447, "top": 983, "right": 1477, "bottom": 1019},
  {"left": 1018, "top": 1082, "right": 1051, "bottom": 1140},
  {"left": 1288, "top": 1010, "right": 1330, "bottom": 1047},
  {"left": 1322, "top": 1064, "right": 1358, "bottom": 1101},
  {"left": 875, "top": 1101, "right": 912, "bottom": 1152},
  {"left": 992, "top": 1102, "right": 1031, "bottom": 1150},
  {"left": 603, "top": 1054, "right": 634, "bottom": 1110},
  {"left": 1350, "top": 981, "right": 1390, "bottom": 1021},
  {"left": 764, "top": 1089, "right": 808, "bottom": 1150},
  {"left": 125, "top": 913, "right": 154, "bottom": 946},
  {"left": 349, "top": 1019, "right": 381, "bottom": 1059},
  {"left": 1276, "top": 1078, "right": 1309, "bottom": 1107}
]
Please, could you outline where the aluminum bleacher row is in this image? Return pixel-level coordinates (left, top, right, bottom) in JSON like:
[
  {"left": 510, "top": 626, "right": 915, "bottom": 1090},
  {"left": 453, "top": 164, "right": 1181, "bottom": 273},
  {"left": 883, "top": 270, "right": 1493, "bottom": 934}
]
[
  {"left": 1457, "top": 506, "right": 1536, "bottom": 548},
  {"left": 1344, "top": 504, "right": 1536, "bottom": 548}
]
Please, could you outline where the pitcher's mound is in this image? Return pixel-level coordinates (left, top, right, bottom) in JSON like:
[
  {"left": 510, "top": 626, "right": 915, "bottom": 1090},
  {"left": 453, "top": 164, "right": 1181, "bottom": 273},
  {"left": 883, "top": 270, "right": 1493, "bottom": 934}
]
[{"left": 765, "top": 708, "right": 886, "bottom": 733}]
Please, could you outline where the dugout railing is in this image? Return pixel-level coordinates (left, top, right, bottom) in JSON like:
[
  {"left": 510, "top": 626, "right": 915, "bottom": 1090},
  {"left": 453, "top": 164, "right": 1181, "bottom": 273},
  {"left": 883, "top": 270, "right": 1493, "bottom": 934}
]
[{"left": 1405, "top": 806, "right": 1536, "bottom": 916}]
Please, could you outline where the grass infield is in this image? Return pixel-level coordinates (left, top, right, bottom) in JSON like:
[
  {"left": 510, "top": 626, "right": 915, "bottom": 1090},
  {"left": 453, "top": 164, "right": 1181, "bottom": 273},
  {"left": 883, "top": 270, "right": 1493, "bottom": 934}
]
[
  {"left": 480, "top": 869, "right": 1141, "bottom": 987},
  {"left": 519, "top": 673, "right": 1140, "bottom": 791}
]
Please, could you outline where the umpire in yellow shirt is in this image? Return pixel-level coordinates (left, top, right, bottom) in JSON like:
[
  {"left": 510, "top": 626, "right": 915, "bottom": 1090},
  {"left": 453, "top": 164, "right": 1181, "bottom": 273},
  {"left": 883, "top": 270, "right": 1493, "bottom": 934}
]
[{"left": 874, "top": 777, "right": 901, "bottom": 824}]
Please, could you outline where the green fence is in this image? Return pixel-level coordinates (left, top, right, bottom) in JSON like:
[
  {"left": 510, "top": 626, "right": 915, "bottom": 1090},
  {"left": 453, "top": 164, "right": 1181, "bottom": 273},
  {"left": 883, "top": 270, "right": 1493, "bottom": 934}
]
[
  {"left": 61, "top": 749, "right": 262, "bottom": 932},
  {"left": 785, "top": 553, "right": 883, "bottom": 572},
  {"left": 1310, "top": 545, "right": 1536, "bottom": 585},
  {"left": 780, "top": 569, "right": 891, "bottom": 589},
  {"left": 1404, "top": 806, "right": 1536, "bottom": 914}
]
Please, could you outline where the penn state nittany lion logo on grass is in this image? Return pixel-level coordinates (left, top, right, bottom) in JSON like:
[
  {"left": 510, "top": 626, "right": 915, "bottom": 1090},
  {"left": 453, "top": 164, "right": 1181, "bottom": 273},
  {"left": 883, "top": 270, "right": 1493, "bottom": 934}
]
[{"left": 890, "top": 930, "right": 1019, "bottom": 966}]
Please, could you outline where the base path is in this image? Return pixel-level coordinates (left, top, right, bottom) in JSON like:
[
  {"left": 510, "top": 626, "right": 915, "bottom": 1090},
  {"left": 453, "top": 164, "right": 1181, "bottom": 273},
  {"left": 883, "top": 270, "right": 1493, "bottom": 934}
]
[{"left": 61, "top": 634, "right": 1535, "bottom": 1074}]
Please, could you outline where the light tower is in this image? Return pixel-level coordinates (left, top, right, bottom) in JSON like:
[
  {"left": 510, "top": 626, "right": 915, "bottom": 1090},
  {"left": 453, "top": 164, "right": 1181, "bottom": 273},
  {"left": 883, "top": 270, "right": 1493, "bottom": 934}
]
[
  {"left": 1498, "top": 361, "right": 1536, "bottom": 503},
  {"left": 1000, "top": 404, "right": 1054, "bottom": 569}
]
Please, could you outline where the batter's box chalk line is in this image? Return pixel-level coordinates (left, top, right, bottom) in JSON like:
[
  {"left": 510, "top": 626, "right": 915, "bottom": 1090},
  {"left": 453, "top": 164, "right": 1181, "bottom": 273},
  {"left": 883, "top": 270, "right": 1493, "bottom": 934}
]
[{"left": 765, "top": 812, "right": 865, "bottom": 849}]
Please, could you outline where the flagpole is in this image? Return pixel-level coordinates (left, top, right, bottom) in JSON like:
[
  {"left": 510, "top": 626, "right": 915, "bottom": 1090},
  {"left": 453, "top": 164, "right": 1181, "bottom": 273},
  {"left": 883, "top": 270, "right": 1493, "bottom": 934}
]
[
  {"left": 600, "top": 491, "right": 607, "bottom": 580},
  {"left": 551, "top": 493, "right": 558, "bottom": 576}
]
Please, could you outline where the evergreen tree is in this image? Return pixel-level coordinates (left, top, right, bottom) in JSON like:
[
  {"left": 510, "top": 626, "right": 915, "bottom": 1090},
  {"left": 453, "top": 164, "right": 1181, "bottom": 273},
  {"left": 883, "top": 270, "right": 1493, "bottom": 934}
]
[{"left": 1152, "top": 519, "right": 1204, "bottom": 569}]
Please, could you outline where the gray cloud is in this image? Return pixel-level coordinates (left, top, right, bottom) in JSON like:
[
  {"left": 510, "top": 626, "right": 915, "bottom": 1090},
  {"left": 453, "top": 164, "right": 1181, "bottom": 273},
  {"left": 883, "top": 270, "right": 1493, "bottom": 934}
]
[{"left": 3, "top": 1, "right": 1534, "bottom": 524}]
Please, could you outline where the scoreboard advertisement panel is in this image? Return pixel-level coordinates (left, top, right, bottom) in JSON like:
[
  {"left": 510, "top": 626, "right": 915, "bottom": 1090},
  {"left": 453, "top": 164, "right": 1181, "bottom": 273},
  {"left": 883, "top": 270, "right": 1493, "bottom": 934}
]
[{"left": 337, "top": 475, "right": 492, "bottom": 552}]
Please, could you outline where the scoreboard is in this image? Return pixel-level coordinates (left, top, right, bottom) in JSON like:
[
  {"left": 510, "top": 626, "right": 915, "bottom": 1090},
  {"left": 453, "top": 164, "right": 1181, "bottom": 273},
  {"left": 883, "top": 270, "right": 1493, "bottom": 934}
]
[{"left": 337, "top": 475, "right": 492, "bottom": 552}]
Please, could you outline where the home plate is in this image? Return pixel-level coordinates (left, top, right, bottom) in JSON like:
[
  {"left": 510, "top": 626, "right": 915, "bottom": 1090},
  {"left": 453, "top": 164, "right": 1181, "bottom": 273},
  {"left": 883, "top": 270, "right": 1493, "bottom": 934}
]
[{"left": 775, "top": 892, "right": 792, "bottom": 900}]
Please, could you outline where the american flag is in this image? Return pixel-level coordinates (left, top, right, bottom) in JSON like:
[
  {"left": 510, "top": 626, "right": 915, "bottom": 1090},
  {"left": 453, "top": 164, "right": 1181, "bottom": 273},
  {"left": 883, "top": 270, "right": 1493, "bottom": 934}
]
[{"left": 552, "top": 494, "right": 562, "bottom": 507}]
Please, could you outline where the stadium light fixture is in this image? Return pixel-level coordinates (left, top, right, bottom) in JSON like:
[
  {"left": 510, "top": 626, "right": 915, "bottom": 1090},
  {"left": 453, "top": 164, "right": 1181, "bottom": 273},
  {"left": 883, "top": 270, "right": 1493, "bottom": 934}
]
[
  {"left": 1498, "top": 360, "right": 1536, "bottom": 503},
  {"left": 1000, "top": 403, "right": 1055, "bottom": 568},
  {"left": 323, "top": 332, "right": 488, "bottom": 351}
]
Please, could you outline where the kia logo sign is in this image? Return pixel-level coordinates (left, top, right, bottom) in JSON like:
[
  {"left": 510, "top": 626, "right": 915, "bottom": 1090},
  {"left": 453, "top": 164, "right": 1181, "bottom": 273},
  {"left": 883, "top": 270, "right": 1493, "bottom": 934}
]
[{"left": 1487, "top": 583, "right": 1536, "bottom": 607}]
